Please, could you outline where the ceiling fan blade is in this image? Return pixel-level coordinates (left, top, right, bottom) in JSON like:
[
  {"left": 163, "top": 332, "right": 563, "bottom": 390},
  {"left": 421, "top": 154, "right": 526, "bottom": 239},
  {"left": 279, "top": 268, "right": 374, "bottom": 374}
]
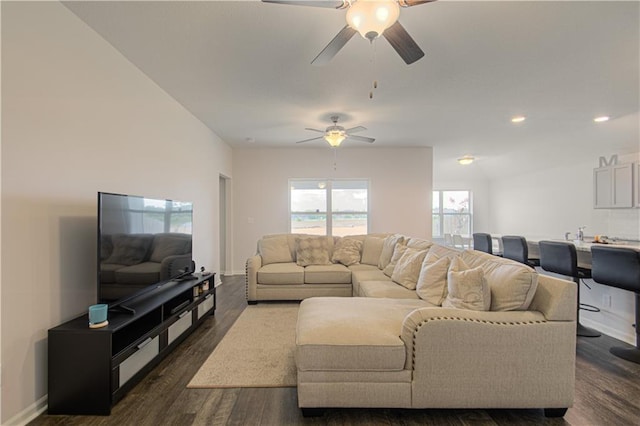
[
  {"left": 398, "top": 0, "right": 437, "bottom": 7},
  {"left": 296, "top": 136, "right": 325, "bottom": 144},
  {"left": 383, "top": 21, "right": 425, "bottom": 65},
  {"left": 261, "top": 0, "right": 348, "bottom": 9},
  {"left": 311, "top": 25, "right": 357, "bottom": 66},
  {"left": 345, "top": 126, "right": 367, "bottom": 134},
  {"left": 347, "top": 135, "right": 375, "bottom": 143},
  {"left": 304, "top": 128, "right": 325, "bottom": 133}
]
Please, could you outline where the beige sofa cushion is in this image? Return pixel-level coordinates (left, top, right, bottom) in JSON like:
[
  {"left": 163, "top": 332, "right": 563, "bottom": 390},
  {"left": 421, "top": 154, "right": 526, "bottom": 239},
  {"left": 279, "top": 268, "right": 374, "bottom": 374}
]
[
  {"left": 257, "top": 262, "right": 304, "bottom": 285},
  {"left": 305, "top": 264, "right": 352, "bottom": 284},
  {"left": 416, "top": 255, "right": 451, "bottom": 305},
  {"left": 428, "top": 243, "right": 462, "bottom": 259},
  {"left": 296, "top": 297, "right": 428, "bottom": 372},
  {"left": 296, "top": 236, "right": 331, "bottom": 266},
  {"left": 378, "top": 234, "right": 406, "bottom": 269},
  {"left": 350, "top": 267, "right": 389, "bottom": 296},
  {"left": 391, "top": 247, "right": 428, "bottom": 290},
  {"left": 405, "top": 237, "right": 433, "bottom": 251},
  {"left": 361, "top": 236, "right": 385, "bottom": 266},
  {"left": 443, "top": 257, "right": 491, "bottom": 311},
  {"left": 359, "top": 280, "right": 421, "bottom": 299},
  {"left": 259, "top": 235, "right": 294, "bottom": 265},
  {"left": 461, "top": 250, "right": 538, "bottom": 311},
  {"left": 331, "top": 237, "right": 363, "bottom": 266},
  {"left": 383, "top": 244, "right": 408, "bottom": 277}
]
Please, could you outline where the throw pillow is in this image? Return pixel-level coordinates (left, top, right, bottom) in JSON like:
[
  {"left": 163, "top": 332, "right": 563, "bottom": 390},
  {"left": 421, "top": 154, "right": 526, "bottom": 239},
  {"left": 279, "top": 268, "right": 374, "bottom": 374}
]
[
  {"left": 460, "top": 250, "right": 539, "bottom": 311},
  {"left": 259, "top": 235, "right": 294, "bottom": 265},
  {"left": 383, "top": 243, "right": 408, "bottom": 277},
  {"left": 391, "top": 247, "right": 428, "bottom": 290},
  {"left": 416, "top": 255, "right": 451, "bottom": 305},
  {"left": 296, "top": 236, "right": 331, "bottom": 266},
  {"left": 361, "top": 236, "right": 385, "bottom": 266},
  {"left": 443, "top": 257, "right": 491, "bottom": 311},
  {"left": 378, "top": 234, "right": 406, "bottom": 269},
  {"left": 406, "top": 237, "right": 433, "bottom": 251},
  {"left": 331, "top": 238, "right": 363, "bottom": 266}
]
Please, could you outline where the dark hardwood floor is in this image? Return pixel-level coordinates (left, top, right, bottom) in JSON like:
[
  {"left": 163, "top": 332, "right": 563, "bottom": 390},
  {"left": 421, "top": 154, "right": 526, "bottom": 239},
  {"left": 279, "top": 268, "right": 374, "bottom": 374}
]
[{"left": 31, "top": 275, "right": 640, "bottom": 425}]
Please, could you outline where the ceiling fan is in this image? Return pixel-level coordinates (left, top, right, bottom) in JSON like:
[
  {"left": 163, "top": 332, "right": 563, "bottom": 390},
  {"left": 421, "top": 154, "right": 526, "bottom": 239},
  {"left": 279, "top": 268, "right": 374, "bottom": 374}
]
[
  {"left": 296, "top": 116, "right": 375, "bottom": 147},
  {"left": 262, "top": 0, "right": 436, "bottom": 65}
]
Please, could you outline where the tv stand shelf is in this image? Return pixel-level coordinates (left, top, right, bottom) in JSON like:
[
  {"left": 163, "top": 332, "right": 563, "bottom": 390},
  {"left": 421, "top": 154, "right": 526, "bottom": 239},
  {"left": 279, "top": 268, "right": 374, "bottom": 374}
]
[{"left": 48, "top": 273, "right": 216, "bottom": 415}]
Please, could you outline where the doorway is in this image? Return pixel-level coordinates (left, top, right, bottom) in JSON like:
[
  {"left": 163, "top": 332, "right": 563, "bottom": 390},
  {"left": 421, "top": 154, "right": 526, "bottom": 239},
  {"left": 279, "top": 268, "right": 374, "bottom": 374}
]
[{"left": 219, "top": 175, "right": 229, "bottom": 276}]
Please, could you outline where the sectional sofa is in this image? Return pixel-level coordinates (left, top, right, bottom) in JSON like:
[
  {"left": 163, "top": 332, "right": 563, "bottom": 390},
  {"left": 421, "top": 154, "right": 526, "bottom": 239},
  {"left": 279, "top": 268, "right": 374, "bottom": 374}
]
[{"left": 245, "top": 233, "right": 577, "bottom": 417}]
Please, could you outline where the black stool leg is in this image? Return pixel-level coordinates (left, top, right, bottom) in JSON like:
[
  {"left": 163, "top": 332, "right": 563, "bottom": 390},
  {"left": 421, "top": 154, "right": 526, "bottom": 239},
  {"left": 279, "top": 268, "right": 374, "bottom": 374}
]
[
  {"left": 575, "top": 277, "right": 600, "bottom": 338},
  {"left": 610, "top": 292, "right": 640, "bottom": 364}
]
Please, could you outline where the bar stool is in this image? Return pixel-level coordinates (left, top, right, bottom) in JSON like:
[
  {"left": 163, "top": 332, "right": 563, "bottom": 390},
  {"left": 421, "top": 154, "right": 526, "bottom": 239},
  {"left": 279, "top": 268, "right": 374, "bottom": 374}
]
[
  {"left": 502, "top": 235, "right": 539, "bottom": 268},
  {"left": 473, "top": 233, "right": 493, "bottom": 254},
  {"left": 538, "top": 240, "right": 601, "bottom": 338},
  {"left": 591, "top": 246, "right": 640, "bottom": 364}
]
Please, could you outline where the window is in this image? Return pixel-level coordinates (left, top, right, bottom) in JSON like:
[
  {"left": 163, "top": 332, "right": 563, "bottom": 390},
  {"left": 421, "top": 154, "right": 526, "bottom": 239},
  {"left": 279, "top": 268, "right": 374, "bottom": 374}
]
[
  {"left": 432, "top": 190, "right": 472, "bottom": 239},
  {"left": 290, "top": 179, "right": 368, "bottom": 236}
]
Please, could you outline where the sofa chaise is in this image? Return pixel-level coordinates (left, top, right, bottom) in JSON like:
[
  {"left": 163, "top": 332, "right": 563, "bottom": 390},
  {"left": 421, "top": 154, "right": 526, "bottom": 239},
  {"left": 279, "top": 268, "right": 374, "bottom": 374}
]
[{"left": 245, "top": 233, "right": 577, "bottom": 417}]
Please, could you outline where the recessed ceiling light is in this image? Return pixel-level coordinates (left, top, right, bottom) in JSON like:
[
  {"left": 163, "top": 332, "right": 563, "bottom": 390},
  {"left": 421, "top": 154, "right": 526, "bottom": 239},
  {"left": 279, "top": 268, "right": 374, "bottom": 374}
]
[
  {"left": 511, "top": 116, "right": 526, "bottom": 123},
  {"left": 457, "top": 156, "right": 475, "bottom": 165},
  {"left": 594, "top": 116, "right": 610, "bottom": 123}
]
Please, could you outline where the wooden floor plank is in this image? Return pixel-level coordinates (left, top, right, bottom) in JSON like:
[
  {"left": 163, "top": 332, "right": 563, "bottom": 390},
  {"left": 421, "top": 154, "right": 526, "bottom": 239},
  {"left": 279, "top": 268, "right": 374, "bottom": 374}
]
[{"left": 30, "top": 275, "right": 640, "bottom": 425}]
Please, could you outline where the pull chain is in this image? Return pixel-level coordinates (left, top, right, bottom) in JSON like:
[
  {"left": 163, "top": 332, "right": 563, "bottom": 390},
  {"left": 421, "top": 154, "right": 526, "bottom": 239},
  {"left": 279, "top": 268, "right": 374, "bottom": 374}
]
[
  {"left": 369, "top": 39, "right": 378, "bottom": 99},
  {"left": 333, "top": 147, "right": 338, "bottom": 171}
]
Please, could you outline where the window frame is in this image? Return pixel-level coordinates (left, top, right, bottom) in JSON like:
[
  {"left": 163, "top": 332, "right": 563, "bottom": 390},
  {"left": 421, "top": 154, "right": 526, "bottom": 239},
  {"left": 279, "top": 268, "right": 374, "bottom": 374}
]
[
  {"left": 289, "top": 178, "right": 370, "bottom": 236},
  {"left": 432, "top": 190, "right": 473, "bottom": 239}
]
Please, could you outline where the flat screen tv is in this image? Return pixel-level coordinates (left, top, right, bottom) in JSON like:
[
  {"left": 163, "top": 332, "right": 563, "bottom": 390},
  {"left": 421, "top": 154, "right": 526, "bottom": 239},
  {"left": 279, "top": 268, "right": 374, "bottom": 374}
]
[{"left": 97, "top": 192, "right": 194, "bottom": 308}]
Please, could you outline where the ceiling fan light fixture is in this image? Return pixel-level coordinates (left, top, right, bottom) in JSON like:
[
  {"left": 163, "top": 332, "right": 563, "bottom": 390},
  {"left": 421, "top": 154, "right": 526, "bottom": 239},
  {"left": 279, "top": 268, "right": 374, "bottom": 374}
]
[
  {"left": 324, "top": 130, "right": 347, "bottom": 147},
  {"left": 346, "top": 0, "right": 400, "bottom": 41}
]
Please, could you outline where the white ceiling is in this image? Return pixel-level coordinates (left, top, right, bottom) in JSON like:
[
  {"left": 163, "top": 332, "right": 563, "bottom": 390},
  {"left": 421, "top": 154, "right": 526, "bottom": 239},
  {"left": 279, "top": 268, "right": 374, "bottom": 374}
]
[{"left": 64, "top": 0, "right": 639, "bottom": 180}]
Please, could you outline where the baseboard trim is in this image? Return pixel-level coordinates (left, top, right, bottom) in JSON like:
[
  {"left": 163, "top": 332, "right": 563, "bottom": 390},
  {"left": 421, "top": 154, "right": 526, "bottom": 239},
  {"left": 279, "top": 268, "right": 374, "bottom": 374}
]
[
  {"left": 580, "top": 317, "right": 635, "bottom": 345},
  {"left": 223, "top": 270, "right": 246, "bottom": 277},
  {"left": 4, "top": 395, "right": 47, "bottom": 426}
]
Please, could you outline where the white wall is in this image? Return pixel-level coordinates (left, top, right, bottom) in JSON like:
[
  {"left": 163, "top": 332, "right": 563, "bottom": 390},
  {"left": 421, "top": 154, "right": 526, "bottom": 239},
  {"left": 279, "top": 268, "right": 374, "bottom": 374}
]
[
  {"left": 1, "top": 2, "right": 232, "bottom": 422},
  {"left": 490, "top": 153, "right": 640, "bottom": 240},
  {"left": 490, "top": 152, "right": 640, "bottom": 344},
  {"left": 232, "top": 147, "right": 433, "bottom": 274}
]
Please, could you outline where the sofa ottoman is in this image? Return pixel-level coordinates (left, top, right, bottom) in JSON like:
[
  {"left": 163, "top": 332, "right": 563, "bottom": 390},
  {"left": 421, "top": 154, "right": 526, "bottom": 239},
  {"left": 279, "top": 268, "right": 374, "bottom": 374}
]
[{"left": 296, "top": 297, "right": 429, "bottom": 408}]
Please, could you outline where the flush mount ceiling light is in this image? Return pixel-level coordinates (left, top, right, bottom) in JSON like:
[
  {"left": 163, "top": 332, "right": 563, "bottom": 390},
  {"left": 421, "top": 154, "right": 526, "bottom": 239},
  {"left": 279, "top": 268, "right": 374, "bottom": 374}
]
[
  {"left": 594, "top": 116, "right": 610, "bottom": 123},
  {"left": 346, "top": 0, "right": 400, "bottom": 41},
  {"left": 457, "top": 156, "right": 475, "bottom": 165},
  {"left": 511, "top": 116, "right": 526, "bottom": 123}
]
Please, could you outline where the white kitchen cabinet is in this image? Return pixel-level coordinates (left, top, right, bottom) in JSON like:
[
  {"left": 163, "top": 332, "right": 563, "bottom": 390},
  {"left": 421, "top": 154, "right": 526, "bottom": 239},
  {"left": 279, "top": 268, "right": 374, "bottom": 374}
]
[{"left": 593, "top": 163, "right": 633, "bottom": 208}]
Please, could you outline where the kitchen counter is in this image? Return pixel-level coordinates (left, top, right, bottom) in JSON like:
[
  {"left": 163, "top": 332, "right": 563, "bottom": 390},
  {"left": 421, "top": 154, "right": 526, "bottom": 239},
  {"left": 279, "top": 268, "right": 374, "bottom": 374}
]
[
  {"left": 524, "top": 237, "right": 640, "bottom": 269},
  {"left": 526, "top": 237, "right": 640, "bottom": 253}
]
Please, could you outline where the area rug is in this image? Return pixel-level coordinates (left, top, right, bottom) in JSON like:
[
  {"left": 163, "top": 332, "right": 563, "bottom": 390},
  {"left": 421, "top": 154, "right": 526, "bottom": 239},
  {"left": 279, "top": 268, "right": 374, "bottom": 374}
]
[{"left": 187, "top": 303, "right": 299, "bottom": 388}]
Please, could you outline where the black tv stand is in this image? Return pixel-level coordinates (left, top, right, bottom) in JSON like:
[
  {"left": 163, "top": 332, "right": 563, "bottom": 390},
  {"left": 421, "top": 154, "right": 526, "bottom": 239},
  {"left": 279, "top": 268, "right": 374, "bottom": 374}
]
[
  {"left": 109, "top": 304, "right": 136, "bottom": 315},
  {"left": 176, "top": 274, "right": 198, "bottom": 281},
  {"left": 48, "top": 273, "right": 216, "bottom": 415}
]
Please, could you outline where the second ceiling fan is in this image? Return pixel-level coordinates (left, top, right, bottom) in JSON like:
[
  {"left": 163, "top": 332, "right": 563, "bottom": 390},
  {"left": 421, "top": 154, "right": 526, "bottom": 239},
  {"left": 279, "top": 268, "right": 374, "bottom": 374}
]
[
  {"left": 296, "top": 116, "right": 375, "bottom": 147},
  {"left": 262, "top": 0, "right": 436, "bottom": 65}
]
